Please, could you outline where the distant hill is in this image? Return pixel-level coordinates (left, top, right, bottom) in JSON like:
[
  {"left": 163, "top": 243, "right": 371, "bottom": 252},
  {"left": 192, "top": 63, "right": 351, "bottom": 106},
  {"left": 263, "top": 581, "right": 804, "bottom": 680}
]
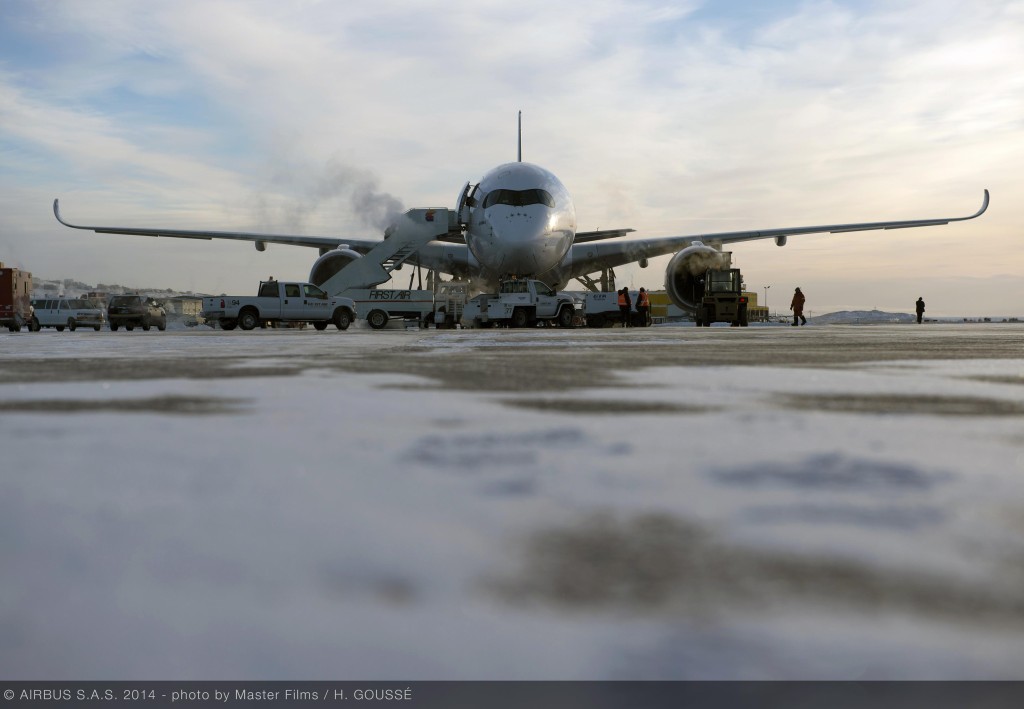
[{"left": 811, "top": 310, "right": 916, "bottom": 325}]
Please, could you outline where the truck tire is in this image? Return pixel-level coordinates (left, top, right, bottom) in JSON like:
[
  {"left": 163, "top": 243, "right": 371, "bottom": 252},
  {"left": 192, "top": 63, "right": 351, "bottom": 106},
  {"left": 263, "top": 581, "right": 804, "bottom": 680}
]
[
  {"left": 334, "top": 308, "right": 352, "bottom": 331},
  {"left": 220, "top": 319, "right": 238, "bottom": 331},
  {"left": 110, "top": 322, "right": 119, "bottom": 331},
  {"left": 158, "top": 318, "right": 166, "bottom": 331},
  {"left": 238, "top": 309, "right": 259, "bottom": 331},
  {"left": 510, "top": 308, "right": 528, "bottom": 328},
  {"left": 703, "top": 305, "right": 714, "bottom": 326},
  {"left": 68, "top": 318, "right": 76, "bottom": 332},
  {"left": 557, "top": 305, "right": 575, "bottom": 328},
  {"left": 313, "top": 321, "right": 328, "bottom": 331},
  {"left": 367, "top": 309, "right": 388, "bottom": 330},
  {"left": 29, "top": 317, "right": 40, "bottom": 332},
  {"left": 739, "top": 304, "right": 749, "bottom": 327}
]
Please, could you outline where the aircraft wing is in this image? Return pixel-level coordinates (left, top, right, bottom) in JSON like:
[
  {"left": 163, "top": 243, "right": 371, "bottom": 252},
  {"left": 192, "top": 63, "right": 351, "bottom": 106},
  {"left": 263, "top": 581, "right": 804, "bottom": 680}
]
[
  {"left": 573, "top": 228, "right": 636, "bottom": 243},
  {"left": 53, "top": 199, "right": 385, "bottom": 253},
  {"left": 568, "top": 190, "right": 989, "bottom": 275}
]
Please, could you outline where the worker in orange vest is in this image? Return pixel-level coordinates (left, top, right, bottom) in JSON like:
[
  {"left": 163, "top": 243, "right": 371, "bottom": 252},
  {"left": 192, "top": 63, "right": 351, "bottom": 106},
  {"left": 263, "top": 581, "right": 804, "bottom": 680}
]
[
  {"left": 618, "top": 287, "right": 631, "bottom": 327},
  {"left": 636, "top": 288, "right": 650, "bottom": 327}
]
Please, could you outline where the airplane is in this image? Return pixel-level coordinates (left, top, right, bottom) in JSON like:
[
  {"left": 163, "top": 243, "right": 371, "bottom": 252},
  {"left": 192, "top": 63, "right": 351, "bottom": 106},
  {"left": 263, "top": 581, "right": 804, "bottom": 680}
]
[{"left": 53, "top": 119, "right": 989, "bottom": 314}]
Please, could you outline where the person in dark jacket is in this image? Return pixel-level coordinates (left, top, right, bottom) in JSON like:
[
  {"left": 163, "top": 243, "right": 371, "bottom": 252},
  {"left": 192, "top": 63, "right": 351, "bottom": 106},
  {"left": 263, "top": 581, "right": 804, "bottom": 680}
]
[
  {"left": 916, "top": 297, "right": 925, "bottom": 324},
  {"left": 790, "top": 287, "right": 807, "bottom": 326}
]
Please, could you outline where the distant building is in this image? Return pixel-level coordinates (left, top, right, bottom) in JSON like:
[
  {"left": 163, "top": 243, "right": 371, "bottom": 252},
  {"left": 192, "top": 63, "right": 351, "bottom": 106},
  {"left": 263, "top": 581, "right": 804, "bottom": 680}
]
[{"left": 744, "top": 292, "right": 769, "bottom": 322}]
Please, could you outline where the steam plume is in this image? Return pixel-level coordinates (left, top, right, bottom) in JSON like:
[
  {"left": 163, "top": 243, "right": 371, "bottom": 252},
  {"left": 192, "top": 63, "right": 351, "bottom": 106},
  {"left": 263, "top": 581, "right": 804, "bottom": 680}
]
[
  {"left": 685, "top": 247, "right": 729, "bottom": 275},
  {"left": 256, "top": 158, "right": 405, "bottom": 234}
]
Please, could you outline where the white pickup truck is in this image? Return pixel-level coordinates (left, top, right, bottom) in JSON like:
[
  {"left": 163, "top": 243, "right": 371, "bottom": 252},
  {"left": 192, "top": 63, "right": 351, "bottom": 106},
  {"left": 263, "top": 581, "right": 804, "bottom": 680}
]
[
  {"left": 202, "top": 281, "right": 357, "bottom": 331},
  {"left": 461, "top": 279, "right": 583, "bottom": 328}
]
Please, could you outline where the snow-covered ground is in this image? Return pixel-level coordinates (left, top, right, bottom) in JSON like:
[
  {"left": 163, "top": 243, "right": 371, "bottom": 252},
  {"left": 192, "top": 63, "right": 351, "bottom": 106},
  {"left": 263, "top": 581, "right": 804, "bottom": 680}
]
[{"left": 2, "top": 324, "right": 1024, "bottom": 679}]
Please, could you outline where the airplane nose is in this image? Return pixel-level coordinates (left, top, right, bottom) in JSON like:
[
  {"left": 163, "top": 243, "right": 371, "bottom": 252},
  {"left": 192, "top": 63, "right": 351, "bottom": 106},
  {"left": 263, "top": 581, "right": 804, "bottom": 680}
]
[{"left": 491, "top": 215, "right": 550, "bottom": 272}]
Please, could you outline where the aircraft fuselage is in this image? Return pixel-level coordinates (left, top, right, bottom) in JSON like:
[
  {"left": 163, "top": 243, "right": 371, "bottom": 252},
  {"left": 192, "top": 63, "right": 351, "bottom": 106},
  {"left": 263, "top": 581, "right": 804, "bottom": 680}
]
[{"left": 465, "top": 161, "right": 576, "bottom": 279}]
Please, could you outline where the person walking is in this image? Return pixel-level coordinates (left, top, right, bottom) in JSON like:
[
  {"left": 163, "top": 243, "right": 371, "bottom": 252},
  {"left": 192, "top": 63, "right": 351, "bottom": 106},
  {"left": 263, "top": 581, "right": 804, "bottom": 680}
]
[
  {"left": 790, "top": 287, "right": 807, "bottom": 326},
  {"left": 916, "top": 297, "right": 925, "bottom": 324},
  {"left": 636, "top": 287, "right": 650, "bottom": 327},
  {"left": 618, "top": 287, "right": 632, "bottom": 327}
]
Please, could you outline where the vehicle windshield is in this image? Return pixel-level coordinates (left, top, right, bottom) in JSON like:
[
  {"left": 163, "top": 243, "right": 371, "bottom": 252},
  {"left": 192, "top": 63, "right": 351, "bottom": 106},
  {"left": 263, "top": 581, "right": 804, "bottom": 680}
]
[
  {"left": 707, "top": 270, "right": 740, "bottom": 293},
  {"left": 109, "top": 296, "right": 139, "bottom": 306},
  {"left": 483, "top": 188, "right": 555, "bottom": 209},
  {"left": 68, "top": 299, "right": 90, "bottom": 309},
  {"left": 499, "top": 280, "right": 530, "bottom": 294}
]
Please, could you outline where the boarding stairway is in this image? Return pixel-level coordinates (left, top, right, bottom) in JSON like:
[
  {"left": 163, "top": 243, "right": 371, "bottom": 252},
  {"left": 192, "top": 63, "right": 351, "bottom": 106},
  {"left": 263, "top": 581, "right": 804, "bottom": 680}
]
[
  {"left": 318, "top": 208, "right": 454, "bottom": 295},
  {"left": 383, "top": 243, "right": 420, "bottom": 271}
]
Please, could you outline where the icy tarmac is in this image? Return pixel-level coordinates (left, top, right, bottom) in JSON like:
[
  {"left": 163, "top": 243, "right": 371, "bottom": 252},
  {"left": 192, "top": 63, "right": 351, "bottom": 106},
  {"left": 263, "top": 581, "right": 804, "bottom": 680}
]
[{"left": 3, "top": 323, "right": 1024, "bottom": 679}]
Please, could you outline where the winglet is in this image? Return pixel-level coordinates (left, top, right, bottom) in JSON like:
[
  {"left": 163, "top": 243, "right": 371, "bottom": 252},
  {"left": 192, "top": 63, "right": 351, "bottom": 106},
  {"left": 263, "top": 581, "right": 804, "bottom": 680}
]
[
  {"left": 974, "top": 189, "right": 990, "bottom": 220},
  {"left": 53, "top": 198, "right": 92, "bottom": 230},
  {"left": 936, "top": 189, "right": 990, "bottom": 223},
  {"left": 53, "top": 198, "right": 74, "bottom": 228}
]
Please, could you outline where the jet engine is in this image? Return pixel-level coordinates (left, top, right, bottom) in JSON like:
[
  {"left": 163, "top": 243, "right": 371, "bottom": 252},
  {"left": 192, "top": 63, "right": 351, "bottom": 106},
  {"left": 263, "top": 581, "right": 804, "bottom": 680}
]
[
  {"left": 309, "top": 245, "right": 362, "bottom": 287},
  {"left": 664, "top": 242, "right": 731, "bottom": 312}
]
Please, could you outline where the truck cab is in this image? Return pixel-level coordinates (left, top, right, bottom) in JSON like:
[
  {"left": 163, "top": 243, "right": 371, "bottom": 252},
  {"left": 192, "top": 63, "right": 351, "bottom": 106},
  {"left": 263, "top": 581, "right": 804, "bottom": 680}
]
[
  {"left": 462, "top": 279, "right": 581, "bottom": 328},
  {"left": 497, "top": 279, "right": 562, "bottom": 319}
]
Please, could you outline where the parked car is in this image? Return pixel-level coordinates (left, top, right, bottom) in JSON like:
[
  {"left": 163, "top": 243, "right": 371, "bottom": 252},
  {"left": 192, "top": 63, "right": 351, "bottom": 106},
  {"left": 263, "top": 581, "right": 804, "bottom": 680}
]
[
  {"left": 107, "top": 295, "right": 167, "bottom": 331},
  {"left": 29, "top": 298, "right": 106, "bottom": 332}
]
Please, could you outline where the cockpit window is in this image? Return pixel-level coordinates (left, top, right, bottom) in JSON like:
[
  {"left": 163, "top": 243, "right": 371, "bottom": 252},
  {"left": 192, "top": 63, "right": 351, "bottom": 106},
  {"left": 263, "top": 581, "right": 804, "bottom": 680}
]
[{"left": 483, "top": 188, "right": 555, "bottom": 209}]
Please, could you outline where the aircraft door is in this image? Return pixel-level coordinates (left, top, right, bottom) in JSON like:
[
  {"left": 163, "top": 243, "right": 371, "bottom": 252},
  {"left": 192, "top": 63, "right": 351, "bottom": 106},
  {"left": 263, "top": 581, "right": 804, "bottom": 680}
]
[{"left": 456, "top": 182, "right": 478, "bottom": 226}]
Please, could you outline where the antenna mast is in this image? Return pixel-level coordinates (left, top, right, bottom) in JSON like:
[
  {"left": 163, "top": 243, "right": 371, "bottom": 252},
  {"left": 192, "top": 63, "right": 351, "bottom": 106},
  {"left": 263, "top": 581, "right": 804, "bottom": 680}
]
[{"left": 517, "top": 110, "right": 522, "bottom": 162}]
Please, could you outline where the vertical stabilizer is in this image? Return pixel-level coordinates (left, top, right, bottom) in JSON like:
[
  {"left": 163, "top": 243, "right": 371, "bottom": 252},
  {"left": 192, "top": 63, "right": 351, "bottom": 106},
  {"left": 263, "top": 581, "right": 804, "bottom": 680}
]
[{"left": 517, "top": 111, "right": 522, "bottom": 163}]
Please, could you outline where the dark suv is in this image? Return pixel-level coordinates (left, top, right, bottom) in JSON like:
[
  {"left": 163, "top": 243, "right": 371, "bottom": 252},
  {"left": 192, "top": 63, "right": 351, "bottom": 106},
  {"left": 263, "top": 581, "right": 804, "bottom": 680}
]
[{"left": 107, "top": 295, "right": 167, "bottom": 331}]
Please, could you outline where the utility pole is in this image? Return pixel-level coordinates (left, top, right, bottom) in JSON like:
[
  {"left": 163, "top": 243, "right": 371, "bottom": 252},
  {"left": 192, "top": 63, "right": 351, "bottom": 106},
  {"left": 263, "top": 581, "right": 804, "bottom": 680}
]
[{"left": 764, "top": 285, "right": 771, "bottom": 321}]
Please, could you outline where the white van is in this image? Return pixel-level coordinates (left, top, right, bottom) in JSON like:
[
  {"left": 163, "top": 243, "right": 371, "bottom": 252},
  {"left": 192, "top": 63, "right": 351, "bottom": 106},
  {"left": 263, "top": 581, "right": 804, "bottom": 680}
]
[{"left": 29, "top": 298, "right": 106, "bottom": 332}]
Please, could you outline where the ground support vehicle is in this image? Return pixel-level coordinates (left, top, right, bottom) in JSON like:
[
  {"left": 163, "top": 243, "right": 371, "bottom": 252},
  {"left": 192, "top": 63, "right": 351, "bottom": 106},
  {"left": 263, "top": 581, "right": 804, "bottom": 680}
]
[
  {"left": 0, "top": 263, "right": 33, "bottom": 332},
  {"left": 430, "top": 281, "right": 470, "bottom": 329},
  {"left": 202, "top": 280, "right": 356, "bottom": 331},
  {"left": 461, "top": 279, "right": 583, "bottom": 328},
  {"left": 30, "top": 298, "right": 106, "bottom": 331},
  {"left": 342, "top": 288, "right": 436, "bottom": 330},
  {"left": 581, "top": 290, "right": 652, "bottom": 328},
  {"left": 108, "top": 295, "right": 167, "bottom": 331},
  {"left": 693, "top": 268, "right": 749, "bottom": 327}
]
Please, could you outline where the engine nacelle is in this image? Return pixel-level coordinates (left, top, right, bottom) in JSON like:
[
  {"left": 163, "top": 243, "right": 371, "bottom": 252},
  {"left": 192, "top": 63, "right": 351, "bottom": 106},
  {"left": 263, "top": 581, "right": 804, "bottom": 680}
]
[
  {"left": 664, "top": 242, "right": 731, "bottom": 312},
  {"left": 309, "top": 246, "right": 362, "bottom": 287}
]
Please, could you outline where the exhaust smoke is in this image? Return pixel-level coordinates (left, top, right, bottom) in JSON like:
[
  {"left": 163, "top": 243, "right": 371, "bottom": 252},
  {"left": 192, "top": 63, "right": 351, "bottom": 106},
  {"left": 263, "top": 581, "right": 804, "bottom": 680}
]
[{"left": 256, "top": 157, "right": 405, "bottom": 234}]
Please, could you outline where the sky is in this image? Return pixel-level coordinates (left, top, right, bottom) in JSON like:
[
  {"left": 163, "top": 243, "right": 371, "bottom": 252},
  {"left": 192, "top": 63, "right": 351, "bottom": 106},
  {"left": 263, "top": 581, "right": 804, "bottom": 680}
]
[{"left": 1, "top": 0, "right": 1022, "bottom": 316}]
